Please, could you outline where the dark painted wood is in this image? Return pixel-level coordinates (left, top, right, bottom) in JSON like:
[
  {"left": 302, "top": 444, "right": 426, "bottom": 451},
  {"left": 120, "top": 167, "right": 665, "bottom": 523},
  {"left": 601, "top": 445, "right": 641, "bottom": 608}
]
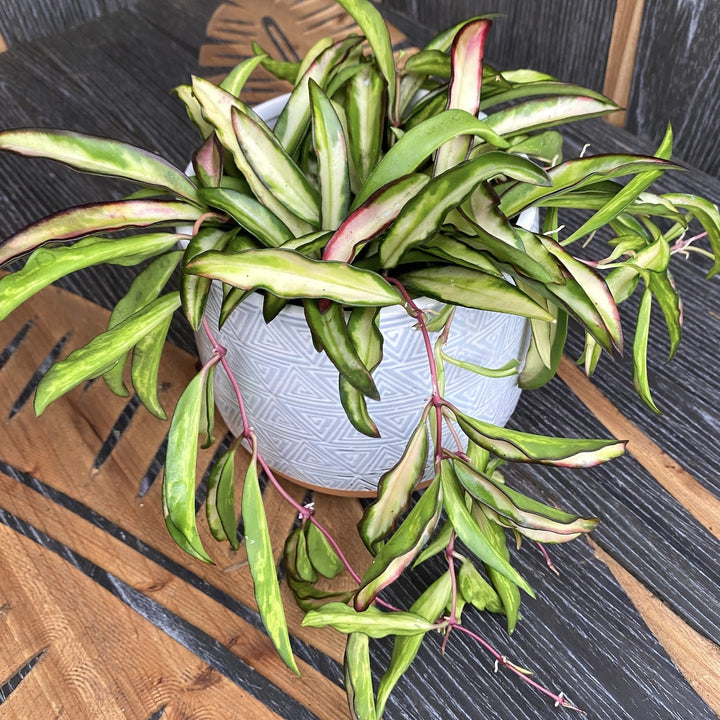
[
  {"left": 626, "top": 0, "right": 720, "bottom": 178},
  {"left": 0, "top": 0, "right": 138, "bottom": 47},
  {"left": 378, "top": 0, "right": 616, "bottom": 92}
]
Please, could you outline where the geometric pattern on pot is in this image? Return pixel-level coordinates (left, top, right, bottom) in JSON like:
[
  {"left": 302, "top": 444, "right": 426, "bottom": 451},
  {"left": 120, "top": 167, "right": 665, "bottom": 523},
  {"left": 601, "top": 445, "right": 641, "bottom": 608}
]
[
  {"left": 196, "top": 289, "right": 530, "bottom": 495},
  {"left": 193, "top": 93, "right": 536, "bottom": 495}
]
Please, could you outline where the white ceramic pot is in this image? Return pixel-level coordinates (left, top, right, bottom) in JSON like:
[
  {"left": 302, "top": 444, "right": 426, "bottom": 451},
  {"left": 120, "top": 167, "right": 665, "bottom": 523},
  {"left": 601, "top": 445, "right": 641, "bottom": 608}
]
[{"left": 194, "top": 94, "right": 537, "bottom": 495}]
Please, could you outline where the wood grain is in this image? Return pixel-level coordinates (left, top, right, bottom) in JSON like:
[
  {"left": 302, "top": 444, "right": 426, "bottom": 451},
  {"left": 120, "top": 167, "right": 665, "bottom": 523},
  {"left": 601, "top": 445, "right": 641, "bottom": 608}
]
[
  {"left": 0, "top": 521, "right": 283, "bottom": 720},
  {"left": 0, "top": 0, "right": 138, "bottom": 47},
  {"left": 557, "top": 355, "right": 720, "bottom": 541},
  {"left": 602, "top": 0, "right": 646, "bottom": 126},
  {"left": 591, "top": 539, "right": 720, "bottom": 716},
  {"left": 379, "top": 0, "right": 616, "bottom": 92},
  {"left": 625, "top": 0, "right": 720, "bottom": 177}
]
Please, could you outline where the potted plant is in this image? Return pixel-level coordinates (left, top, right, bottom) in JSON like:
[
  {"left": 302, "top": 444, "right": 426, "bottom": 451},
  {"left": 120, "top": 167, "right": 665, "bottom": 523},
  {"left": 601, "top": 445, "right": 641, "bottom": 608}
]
[{"left": 0, "top": 0, "right": 718, "bottom": 715}]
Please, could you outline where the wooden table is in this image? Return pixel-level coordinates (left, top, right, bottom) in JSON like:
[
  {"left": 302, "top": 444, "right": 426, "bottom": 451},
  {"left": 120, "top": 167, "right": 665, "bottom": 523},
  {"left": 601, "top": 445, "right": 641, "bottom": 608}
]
[{"left": 0, "top": 1, "right": 719, "bottom": 718}]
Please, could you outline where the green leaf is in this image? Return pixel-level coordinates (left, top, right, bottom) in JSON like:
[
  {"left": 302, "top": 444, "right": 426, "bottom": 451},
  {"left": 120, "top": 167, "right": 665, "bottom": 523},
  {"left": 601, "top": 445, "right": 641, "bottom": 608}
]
[
  {"left": 481, "top": 79, "right": 610, "bottom": 111},
  {"left": 397, "top": 265, "right": 554, "bottom": 321},
  {"left": 251, "top": 41, "right": 300, "bottom": 83},
  {"left": 423, "top": 234, "right": 503, "bottom": 276},
  {"left": 354, "top": 110, "right": 509, "bottom": 208},
  {"left": 403, "top": 49, "right": 451, "bottom": 77},
  {"left": 199, "top": 364, "right": 216, "bottom": 449},
  {"left": 375, "top": 572, "right": 452, "bottom": 718},
  {"left": 206, "top": 442, "right": 240, "bottom": 548},
  {"left": 0, "top": 200, "right": 204, "bottom": 266},
  {"left": 325, "top": 174, "right": 430, "bottom": 263},
  {"left": 162, "top": 358, "right": 217, "bottom": 563},
  {"left": 304, "top": 300, "right": 379, "bottom": 400},
  {"left": 173, "top": 84, "right": 214, "bottom": 138},
  {"left": 457, "top": 559, "right": 503, "bottom": 613},
  {"left": 186, "top": 248, "right": 403, "bottom": 306},
  {"left": 242, "top": 443, "right": 299, "bottom": 674},
  {"left": 295, "top": 526, "right": 319, "bottom": 583},
  {"left": 220, "top": 53, "right": 268, "bottom": 96},
  {"left": 131, "top": 312, "right": 173, "bottom": 420},
  {"left": 302, "top": 602, "right": 436, "bottom": 637},
  {"left": 344, "top": 633, "right": 376, "bottom": 720},
  {"left": 0, "top": 233, "right": 180, "bottom": 322},
  {"left": 274, "top": 35, "right": 363, "bottom": 156},
  {"left": 358, "top": 414, "right": 430, "bottom": 552},
  {"left": 483, "top": 95, "right": 619, "bottom": 138},
  {"left": 434, "top": 19, "right": 491, "bottom": 174},
  {"left": 648, "top": 268, "right": 682, "bottom": 360},
  {"left": 333, "top": 0, "right": 396, "bottom": 114},
  {"left": 198, "top": 187, "right": 293, "bottom": 248},
  {"left": 519, "top": 302, "right": 568, "bottom": 389},
  {"left": 305, "top": 522, "right": 344, "bottom": 579},
  {"left": 181, "top": 227, "right": 236, "bottom": 330},
  {"left": 379, "top": 152, "right": 549, "bottom": 268},
  {"left": 346, "top": 63, "right": 386, "bottom": 185},
  {"left": 440, "top": 460, "right": 533, "bottom": 596},
  {"left": 102, "top": 251, "right": 182, "bottom": 395},
  {"left": 231, "top": 107, "right": 321, "bottom": 226},
  {"left": 452, "top": 408, "right": 626, "bottom": 467},
  {"left": 339, "top": 306, "right": 384, "bottom": 437},
  {"left": 35, "top": 293, "right": 181, "bottom": 415},
  {"left": 0, "top": 128, "right": 201, "bottom": 202},
  {"left": 469, "top": 504, "right": 520, "bottom": 632},
  {"left": 632, "top": 285, "right": 661, "bottom": 414},
  {"left": 309, "top": 80, "right": 351, "bottom": 230},
  {"left": 562, "top": 125, "right": 674, "bottom": 245},
  {"left": 356, "top": 475, "right": 442, "bottom": 611}
]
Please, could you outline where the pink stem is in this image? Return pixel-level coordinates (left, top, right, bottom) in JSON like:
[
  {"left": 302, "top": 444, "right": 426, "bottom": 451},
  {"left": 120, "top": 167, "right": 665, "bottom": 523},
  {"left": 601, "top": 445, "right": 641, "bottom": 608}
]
[
  {"left": 201, "top": 317, "right": 402, "bottom": 610},
  {"left": 451, "top": 623, "right": 585, "bottom": 714}
]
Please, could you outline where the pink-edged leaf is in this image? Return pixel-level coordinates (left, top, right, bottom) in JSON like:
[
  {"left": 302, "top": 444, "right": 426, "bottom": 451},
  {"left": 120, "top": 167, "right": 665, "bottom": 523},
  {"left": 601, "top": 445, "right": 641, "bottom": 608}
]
[
  {"left": 452, "top": 408, "right": 627, "bottom": 468},
  {"left": 0, "top": 128, "right": 200, "bottom": 202},
  {"left": 192, "top": 134, "right": 223, "bottom": 188},
  {"left": 0, "top": 200, "right": 204, "bottom": 265},
  {"left": 539, "top": 235, "right": 623, "bottom": 354},
  {"left": 434, "top": 18, "right": 491, "bottom": 175},
  {"left": 483, "top": 95, "right": 619, "bottom": 138},
  {"left": 323, "top": 174, "right": 429, "bottom": 263}
]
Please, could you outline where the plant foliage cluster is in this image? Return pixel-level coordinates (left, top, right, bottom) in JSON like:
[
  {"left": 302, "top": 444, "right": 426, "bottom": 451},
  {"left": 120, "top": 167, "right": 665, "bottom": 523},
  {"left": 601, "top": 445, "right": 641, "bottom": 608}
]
[{"left": 0, "top": 0, "right": 718, "bottom": 715}]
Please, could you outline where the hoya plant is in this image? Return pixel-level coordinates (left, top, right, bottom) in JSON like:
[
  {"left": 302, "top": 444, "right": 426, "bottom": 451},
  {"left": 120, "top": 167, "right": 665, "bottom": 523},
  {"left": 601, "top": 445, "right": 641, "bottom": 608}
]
[{"left": 0, "top": 0, "right": 718, "bottom": 716}]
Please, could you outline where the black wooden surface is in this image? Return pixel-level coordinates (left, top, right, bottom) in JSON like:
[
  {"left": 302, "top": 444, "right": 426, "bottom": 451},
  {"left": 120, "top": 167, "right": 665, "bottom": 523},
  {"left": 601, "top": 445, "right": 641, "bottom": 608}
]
[
  {"left": 0, "top": 1, "right": 718, "bottom": 719},
  {"left": 626, "top": 0, "right": 720, "bottom": 178},
  {"left": 0, "top": 0, "right": 138, "bottom": 47},
  {"left": 378, "top": 0, "right": 616, "bottom": 92}
]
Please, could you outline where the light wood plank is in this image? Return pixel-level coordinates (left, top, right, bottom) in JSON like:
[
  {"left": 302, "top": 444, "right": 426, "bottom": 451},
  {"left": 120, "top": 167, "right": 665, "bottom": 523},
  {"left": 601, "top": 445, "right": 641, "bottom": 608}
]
[
  {"left": 0, "top": 521, "right": 283, "bottom": 720},
  {"left": 603, "top": 0, "right": 647, "bottom": 126}
]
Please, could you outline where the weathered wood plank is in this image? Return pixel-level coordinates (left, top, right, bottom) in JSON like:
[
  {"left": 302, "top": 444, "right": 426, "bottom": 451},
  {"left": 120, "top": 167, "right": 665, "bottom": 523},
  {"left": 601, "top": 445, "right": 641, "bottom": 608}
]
[
  {"left": 0, "top": 0, "right": 138, "bottom": 48},
  {"left": 378, "top": 0, "right": 616, "bottom": 92},
  {"left": 626, "top": 0, "right": 720, "bottom": 177}
]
